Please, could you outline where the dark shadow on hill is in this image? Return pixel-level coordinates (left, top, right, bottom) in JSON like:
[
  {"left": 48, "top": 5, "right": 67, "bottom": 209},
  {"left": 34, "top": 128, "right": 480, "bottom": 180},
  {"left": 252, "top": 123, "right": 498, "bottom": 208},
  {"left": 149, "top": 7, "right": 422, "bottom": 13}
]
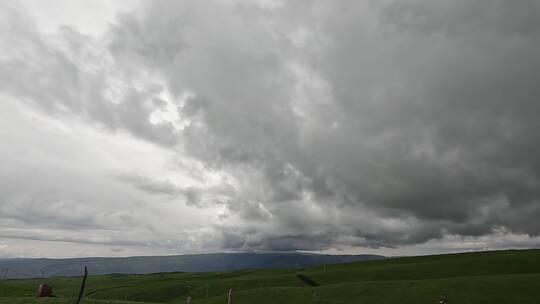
[{"left": 297, "top": 273, "right": 319, "bottom": 286}]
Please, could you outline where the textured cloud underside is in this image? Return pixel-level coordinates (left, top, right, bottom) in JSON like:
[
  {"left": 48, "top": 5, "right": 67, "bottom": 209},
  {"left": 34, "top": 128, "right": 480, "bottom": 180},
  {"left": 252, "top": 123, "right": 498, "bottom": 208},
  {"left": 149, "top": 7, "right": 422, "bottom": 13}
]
[{"left": 1, "top": 0, "right": 540, "bottom": 257}]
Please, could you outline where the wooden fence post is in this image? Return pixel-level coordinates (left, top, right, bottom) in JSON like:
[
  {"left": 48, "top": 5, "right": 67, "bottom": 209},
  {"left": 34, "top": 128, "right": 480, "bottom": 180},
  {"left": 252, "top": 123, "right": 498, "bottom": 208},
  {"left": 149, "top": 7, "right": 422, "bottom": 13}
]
[
  {"left": 187, "top": 296, "right": 192, "bottom": 304},
  {"left": 75, "top": 266, "right": 88, "bottom": 304},
  {"left": 227, "top": 288, "right": 233, "bottom": 304}
]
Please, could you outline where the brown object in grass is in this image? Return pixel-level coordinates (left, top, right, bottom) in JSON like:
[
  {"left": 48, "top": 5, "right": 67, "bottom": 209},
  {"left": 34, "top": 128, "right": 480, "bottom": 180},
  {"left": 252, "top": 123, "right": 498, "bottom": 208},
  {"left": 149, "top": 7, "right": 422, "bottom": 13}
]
[{"left": 37, "top": 283, "right": 53, "bottom": 297}]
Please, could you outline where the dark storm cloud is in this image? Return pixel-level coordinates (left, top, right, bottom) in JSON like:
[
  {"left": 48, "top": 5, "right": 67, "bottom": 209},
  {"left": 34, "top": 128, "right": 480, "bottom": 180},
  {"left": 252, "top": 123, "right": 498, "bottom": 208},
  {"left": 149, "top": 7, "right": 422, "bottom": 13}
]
[
  {"left": 106, "top": 0, "right": 540, "bottom": 250},
  {"left": 2, "top": 0, "right": 540, "bottom": 255}
]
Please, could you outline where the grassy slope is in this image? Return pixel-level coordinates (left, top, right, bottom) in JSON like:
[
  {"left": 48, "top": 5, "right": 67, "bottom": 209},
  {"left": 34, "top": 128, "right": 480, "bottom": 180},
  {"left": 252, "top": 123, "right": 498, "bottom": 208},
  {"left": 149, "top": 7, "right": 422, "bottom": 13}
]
[
  {"left": 2, "top": 249, "right": 539, "bottom": 304},
  {"left": 0, "top": 299, "right": 148, "bottom": 304}
]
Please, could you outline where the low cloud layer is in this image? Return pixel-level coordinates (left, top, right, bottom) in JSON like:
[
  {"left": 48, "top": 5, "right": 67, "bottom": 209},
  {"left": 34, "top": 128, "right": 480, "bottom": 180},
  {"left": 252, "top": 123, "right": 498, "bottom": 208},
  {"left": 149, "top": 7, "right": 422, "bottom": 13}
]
[{"left": 1, "top": 0, "right": 540, "bottom": 257}]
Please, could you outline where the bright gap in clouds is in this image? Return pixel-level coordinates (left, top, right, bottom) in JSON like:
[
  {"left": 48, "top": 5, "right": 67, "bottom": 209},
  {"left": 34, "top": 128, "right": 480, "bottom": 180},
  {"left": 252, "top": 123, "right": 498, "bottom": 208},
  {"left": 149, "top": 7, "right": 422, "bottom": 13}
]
[
  {"left": 19, "top": 0, "right": 142, "bottom": 36},
  {"left": 0, "top": 94, "right": 228, "bottom": 258}
]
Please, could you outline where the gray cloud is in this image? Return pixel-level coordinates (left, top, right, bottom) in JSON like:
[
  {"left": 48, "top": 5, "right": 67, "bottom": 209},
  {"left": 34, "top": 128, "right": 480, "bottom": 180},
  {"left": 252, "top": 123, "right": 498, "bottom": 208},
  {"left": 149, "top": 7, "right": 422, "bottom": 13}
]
[
  {"left": 113, "top": 0, "right": 540, "bottom": 249},
  {"left": 0, "top": 1, "right": 177, "bottom": 146},
  {"left": 114, "top": 173, "right": 236, "bottom": 207},
  {"left": 1, "top": 0, "right": 540, "bottom": 256}
]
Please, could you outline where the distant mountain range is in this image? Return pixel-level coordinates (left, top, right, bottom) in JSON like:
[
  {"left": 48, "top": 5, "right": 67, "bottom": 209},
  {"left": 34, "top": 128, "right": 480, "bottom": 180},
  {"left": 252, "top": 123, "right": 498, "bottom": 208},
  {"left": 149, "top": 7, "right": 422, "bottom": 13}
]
[{"left": 0, "top": 252, "right": 384, "bottom": 279}]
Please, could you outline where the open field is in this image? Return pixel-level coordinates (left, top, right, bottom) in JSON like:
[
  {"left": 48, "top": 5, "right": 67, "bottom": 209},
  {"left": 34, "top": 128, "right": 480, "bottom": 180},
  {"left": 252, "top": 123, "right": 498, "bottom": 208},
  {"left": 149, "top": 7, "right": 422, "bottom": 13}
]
[{"left": 1, "top": 249, "right": 539, "bottom": 303}]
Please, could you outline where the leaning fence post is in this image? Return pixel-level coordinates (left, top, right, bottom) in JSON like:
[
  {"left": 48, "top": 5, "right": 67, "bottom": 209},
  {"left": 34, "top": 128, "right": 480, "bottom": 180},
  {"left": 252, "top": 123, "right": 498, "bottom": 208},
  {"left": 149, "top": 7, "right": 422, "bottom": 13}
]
[
  {"left": 187, "top": 296, "right": 192, "bottom": 304},
  {"left": 75, "top": 266, "right": 88, "bottom": 304},
  {"left": 227, "top": 288, "right": 233, "bottom": 304}
]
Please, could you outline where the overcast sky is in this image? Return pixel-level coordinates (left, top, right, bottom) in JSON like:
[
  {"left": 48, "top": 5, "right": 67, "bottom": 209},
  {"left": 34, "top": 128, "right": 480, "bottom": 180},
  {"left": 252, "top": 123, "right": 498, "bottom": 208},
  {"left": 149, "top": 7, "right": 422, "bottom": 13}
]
[{"left": 1, "top": 0, "right": 540, "bottom": 258}]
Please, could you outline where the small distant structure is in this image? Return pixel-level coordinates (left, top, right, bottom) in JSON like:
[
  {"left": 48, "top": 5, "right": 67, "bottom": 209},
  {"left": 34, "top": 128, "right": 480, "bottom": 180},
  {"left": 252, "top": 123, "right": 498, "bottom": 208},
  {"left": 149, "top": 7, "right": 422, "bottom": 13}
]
[{"left": 37, "top": 283, "right": 53, "bottom": 297}]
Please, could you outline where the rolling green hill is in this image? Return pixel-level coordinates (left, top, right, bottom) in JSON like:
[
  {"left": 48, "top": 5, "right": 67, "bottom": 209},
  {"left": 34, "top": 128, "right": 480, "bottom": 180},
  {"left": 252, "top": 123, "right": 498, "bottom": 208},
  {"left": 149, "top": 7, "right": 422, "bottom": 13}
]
[
  {"left": 1, "top": 249, "right": 539, "bottom": 304},
  {"left": 0, "top": 253, "right": 383, "bottom": 279}
]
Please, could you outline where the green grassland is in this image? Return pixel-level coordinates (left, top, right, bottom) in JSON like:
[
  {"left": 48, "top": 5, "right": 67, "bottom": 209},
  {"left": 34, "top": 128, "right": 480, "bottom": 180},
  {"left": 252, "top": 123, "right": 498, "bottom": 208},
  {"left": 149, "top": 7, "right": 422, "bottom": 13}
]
[{"left": 2, "top": 249, "right": 539, "bottom": 303}]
